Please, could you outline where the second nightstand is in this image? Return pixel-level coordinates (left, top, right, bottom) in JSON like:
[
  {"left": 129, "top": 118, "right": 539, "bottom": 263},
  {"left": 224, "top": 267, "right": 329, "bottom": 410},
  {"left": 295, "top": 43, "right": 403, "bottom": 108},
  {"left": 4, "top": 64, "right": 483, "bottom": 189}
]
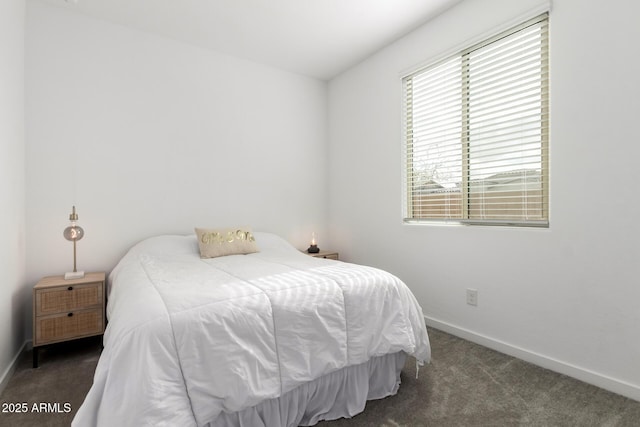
[
  {"left": 305, "top": 250, "right": 339, "bottom": 260},
  {"left": 32, "top": 272, "right": 106, "bottom": 368}
]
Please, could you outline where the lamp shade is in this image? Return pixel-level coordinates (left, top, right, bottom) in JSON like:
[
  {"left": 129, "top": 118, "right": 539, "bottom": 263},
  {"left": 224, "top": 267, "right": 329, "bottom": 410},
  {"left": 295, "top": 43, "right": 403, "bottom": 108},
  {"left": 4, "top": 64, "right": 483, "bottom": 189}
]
[
  {"left": 63, "top": 206, "right": 84, "bottom": 241},
  {"left": 63, "top": 224, "right": 84, "bottom": 241}
]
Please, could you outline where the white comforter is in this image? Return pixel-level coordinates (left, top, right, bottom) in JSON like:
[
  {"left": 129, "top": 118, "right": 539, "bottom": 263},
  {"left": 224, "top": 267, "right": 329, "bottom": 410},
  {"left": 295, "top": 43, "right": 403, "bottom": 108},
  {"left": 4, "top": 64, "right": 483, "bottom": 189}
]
[{"left": 73, "top": 233, "right": 430, "bottom": 427}]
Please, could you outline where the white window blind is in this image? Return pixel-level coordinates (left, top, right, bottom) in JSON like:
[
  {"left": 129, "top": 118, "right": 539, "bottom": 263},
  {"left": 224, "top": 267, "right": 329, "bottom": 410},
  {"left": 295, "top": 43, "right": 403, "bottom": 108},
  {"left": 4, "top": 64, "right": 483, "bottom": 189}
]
[{"left": 403, "top": 14, "right": 549, "bottom": 227}]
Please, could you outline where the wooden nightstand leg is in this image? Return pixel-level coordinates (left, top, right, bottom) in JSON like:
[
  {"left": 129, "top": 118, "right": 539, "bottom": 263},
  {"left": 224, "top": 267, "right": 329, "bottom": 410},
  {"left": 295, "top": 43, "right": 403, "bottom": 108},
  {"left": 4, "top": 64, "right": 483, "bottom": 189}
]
[{"left": 33, "top": 347, "right": 39, "bottom": 368}]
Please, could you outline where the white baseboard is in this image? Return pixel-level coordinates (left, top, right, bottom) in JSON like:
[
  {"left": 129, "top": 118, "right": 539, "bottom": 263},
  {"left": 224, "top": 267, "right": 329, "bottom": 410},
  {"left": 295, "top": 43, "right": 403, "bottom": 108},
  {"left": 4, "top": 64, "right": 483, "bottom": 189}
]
[
  {"left": 425, "top": 316, "right": 640, "bottom": 403},
  {"left": 0, "top": 340, "right": 29, "bottom": 396}
]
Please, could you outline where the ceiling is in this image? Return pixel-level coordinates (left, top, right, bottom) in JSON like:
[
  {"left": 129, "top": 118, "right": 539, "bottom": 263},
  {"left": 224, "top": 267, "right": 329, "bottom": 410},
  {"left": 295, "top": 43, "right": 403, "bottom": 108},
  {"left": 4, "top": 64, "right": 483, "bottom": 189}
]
[{"left": 43, "top": 0, "right": 463, "bottom": 80}]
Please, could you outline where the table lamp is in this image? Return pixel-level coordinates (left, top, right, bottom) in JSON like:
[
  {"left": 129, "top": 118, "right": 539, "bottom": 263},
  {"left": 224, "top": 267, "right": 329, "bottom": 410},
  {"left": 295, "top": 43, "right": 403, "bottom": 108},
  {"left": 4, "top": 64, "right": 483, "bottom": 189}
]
[
  {"left": 63, "top": 206, "right": 85, "bottom": 280},
  {"left": 307, "top": 232, "right": 320, "bottom": 254}
]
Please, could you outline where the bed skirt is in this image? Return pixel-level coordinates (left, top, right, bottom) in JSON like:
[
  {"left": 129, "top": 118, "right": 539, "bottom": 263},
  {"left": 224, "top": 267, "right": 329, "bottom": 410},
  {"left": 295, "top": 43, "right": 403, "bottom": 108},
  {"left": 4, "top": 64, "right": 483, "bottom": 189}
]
[{"left": 210, "top": 351, "right": 407, "bottom": 427}]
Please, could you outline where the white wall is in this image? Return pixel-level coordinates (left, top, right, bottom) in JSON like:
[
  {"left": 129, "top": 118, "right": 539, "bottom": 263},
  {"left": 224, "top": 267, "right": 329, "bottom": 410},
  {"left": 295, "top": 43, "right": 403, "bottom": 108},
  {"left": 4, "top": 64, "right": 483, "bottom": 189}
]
[
  {"left": 25, "top": 0, "right": 329, "bottom": 293},
  {"left": 0, "top": 0, "right": 27, "bottom": 392},
  {"left": 328, "top": 0, "right": 640, "bottom": 401}
]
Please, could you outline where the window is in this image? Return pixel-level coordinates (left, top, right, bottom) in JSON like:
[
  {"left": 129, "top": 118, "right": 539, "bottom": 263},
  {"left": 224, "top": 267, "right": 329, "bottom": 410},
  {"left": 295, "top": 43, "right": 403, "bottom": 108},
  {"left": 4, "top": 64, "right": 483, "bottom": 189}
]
[{"left": 403, "top": 14, "right": 549, "bottom": 227}]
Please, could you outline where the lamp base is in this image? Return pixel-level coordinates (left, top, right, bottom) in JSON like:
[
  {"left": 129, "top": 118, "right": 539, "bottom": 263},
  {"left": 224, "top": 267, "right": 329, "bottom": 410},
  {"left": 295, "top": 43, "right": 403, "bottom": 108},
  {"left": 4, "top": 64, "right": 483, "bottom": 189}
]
[
  {"left": 64, "top": 271, "right": 85, "bottom": 280},
  {"left": 307, "top": 245, "right": 320, "bottom": 254}
]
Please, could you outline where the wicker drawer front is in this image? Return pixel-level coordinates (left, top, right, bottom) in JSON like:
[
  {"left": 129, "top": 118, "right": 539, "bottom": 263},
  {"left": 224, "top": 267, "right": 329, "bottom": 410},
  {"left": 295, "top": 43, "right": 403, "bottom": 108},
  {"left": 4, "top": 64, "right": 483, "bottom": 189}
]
[
  {"left": 35, "top": 308, "right": 103, "bottom": 345},
  {"left": 32, "top": 272, "right": 106, "bottom": 361},
  {"left": 37, "top": 282, "right": 102, "bottom": 315}
]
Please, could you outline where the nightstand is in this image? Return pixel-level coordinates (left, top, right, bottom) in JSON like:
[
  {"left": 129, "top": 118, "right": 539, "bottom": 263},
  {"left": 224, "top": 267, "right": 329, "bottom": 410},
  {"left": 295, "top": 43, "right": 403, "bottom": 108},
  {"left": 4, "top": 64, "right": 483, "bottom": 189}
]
[
  {"left": 32, "top": 272, "right": 106, "bottom": 368},
  {"left": 305, "top": 250, "right": 339, "bottom": 260}
]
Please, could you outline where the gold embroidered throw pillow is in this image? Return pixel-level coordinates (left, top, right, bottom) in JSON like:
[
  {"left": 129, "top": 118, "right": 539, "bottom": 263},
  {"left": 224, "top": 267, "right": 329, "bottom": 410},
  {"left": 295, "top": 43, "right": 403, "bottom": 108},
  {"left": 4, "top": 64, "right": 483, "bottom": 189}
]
[{"left": 195, "top": 227, "right": 259, "bottom": 258}]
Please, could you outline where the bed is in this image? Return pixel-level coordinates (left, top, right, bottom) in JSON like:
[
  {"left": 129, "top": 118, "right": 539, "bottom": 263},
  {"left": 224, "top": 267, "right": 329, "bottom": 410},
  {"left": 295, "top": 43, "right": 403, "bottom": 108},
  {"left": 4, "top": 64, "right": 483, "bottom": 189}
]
[{"left": 72, "top": 231, "right": 431, "bottom": 426}]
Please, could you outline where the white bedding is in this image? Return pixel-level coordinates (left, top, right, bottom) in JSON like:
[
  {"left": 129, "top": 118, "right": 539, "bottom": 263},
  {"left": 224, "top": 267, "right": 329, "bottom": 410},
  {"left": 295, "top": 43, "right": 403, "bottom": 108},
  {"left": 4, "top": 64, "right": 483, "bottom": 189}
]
[{"left": 73, "top": 232, "right": 431, "bottom": 427}]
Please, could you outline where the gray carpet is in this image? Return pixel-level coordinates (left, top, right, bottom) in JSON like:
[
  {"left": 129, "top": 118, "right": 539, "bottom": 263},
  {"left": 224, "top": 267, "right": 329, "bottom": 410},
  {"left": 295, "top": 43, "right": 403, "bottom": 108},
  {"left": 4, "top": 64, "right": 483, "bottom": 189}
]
[
  {"left": 1, "top": 329, "right": 639, "bottom": 427},
  {"left": 0, "top": 336, "right": 101, "bottom": 427},
  {"left": 320, "top": 329, "right": 640, "bottom": 426}
]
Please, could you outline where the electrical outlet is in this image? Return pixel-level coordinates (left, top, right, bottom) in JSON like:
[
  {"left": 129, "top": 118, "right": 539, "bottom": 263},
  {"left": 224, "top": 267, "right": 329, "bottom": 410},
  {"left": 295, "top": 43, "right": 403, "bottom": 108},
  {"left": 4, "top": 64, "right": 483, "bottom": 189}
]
[{"left": 466, "top": 288, "right": 478, "bottom": 306}]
